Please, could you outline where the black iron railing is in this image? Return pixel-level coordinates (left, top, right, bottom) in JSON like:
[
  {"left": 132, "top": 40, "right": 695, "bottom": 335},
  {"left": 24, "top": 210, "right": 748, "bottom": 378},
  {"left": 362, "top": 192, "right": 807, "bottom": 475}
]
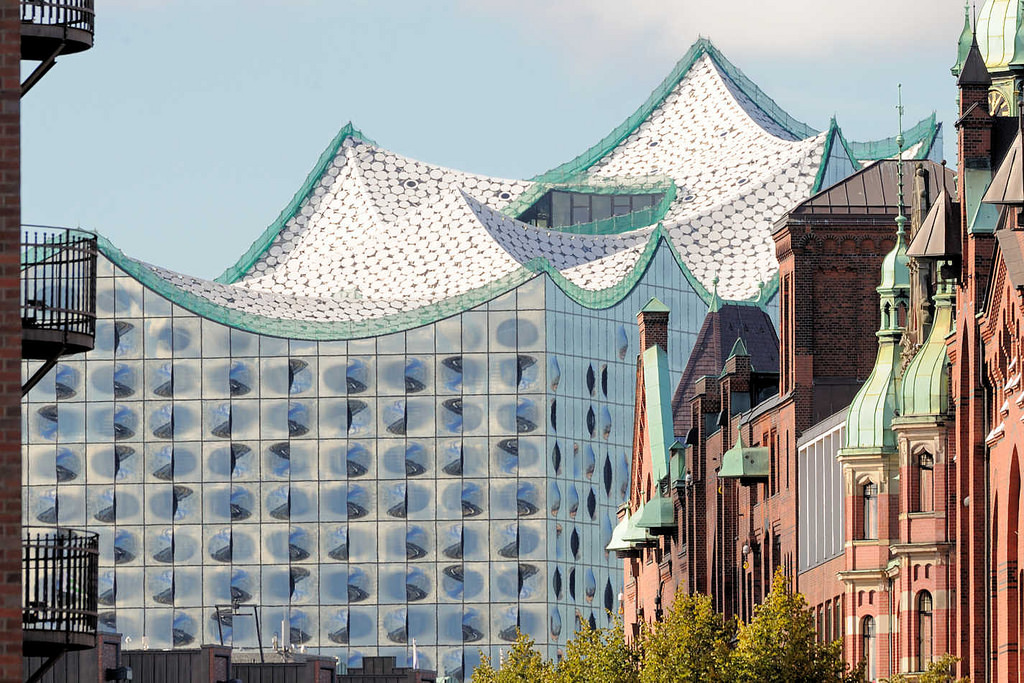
[
  {"left": 22, "top": 226, "right": 98, "bottom": 348},
  {"left": 23, "top": 527, "right": 99, "bottom": 642},
  {"left": 21, "top": 0, "right": 94, "bottom": 33}
]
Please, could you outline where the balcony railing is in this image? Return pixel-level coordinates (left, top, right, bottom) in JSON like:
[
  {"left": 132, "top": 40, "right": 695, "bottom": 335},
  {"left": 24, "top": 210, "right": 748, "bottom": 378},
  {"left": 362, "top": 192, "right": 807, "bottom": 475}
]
[
  {"left": 22, "top": 527, "right": 99, "bottom": 656},
  {"left": 22, "top": 226, "right": 98, "bottom": 361},
  {"left": 21, "top": 0, "right": 95, "bottom": 60}
]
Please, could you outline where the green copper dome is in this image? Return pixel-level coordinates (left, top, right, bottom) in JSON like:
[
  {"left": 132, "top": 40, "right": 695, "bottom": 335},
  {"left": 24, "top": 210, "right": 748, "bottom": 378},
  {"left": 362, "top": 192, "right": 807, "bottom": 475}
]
[
  {"left": 878, "top": 218, "right": 911, "bottom": 295},
  {"left": 977, "top": 0, "right": 1024, "bottom": 70},
  {"left": 954, "top": 3, "right": 975, "bottom": 75},
  {"left": 899, "top": 286, "right": 954, "bottom": 417}
]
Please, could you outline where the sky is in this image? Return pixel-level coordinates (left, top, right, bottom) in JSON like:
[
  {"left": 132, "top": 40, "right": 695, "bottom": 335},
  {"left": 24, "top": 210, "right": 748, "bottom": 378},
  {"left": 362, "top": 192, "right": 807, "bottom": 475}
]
[{"left": 23, "top": 0, "right": 967, "bottom": 280}]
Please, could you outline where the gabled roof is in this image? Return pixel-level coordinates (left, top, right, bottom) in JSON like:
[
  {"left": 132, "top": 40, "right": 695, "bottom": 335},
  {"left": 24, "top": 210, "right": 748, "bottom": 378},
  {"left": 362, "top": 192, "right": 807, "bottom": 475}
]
[
  {"left": 670, "top": 303, "right": 779, "bottom": 438},
  {"left": 83, "top": 39, "right": 943, "bottom": 340}
]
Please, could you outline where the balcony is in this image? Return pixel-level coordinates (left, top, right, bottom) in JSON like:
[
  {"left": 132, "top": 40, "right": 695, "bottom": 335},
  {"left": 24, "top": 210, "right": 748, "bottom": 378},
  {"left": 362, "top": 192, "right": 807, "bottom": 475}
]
[
  {"left": 23, "top": 527, "right": 99, "bottom": 657},
  {"left": 22, "top": 227, "right": 97, "bottom": 367},
  {"left": 21, "top": 0, "right": 94, "bottom": 61}
]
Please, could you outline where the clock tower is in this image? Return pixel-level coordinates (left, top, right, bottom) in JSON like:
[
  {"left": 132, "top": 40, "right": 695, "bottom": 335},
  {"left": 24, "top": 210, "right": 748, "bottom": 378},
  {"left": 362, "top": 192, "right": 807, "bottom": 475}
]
[{"left": 953, "top": 0, "right": 1024, "bottom": 115}]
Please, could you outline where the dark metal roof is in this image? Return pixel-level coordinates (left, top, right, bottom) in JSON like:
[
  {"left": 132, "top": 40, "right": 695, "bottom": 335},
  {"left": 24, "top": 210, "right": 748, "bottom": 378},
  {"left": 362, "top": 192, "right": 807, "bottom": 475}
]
[
  {"left": 983, "top": 129, "right": 1024, "bottom": 205},
  {"left": 786, "top": 160, "right": 955, "bottom": 218},
  {"left": 958, "top": 38, "right": 993, "bottom": 86},
  {"left": 908, "top": 189, "right": 961, "bottom": 258},
  {"left": 995, "top": 230, "right": 1024, "bottom": 289},
  {"left": 670, "top": 303, "right": 779, "bottom": 437}
]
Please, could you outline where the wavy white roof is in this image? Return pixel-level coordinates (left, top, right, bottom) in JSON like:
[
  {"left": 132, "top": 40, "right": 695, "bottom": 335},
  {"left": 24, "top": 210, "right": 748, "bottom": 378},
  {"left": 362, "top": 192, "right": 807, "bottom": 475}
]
[{"left": 105, "top": 40, "right": 940, "bottom": 335}]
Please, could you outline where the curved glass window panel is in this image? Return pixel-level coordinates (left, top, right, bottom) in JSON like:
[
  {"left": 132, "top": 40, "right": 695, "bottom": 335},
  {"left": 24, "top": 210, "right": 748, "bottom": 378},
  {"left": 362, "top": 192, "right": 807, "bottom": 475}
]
[
  {"left": 548, "top": 356, "right": 561, "bottom": 392},
  {"left": 288, "top": 526, "right": 312, "bottom": 562},
  {"left": 548, "top": 482, "right": 561, "bottom": 516},
  {"left": 441, "top": 564, "right": 465, "bottom": 600},
  {"left": 440, "top": 524, "right": 464, "bottom": 560},
  {"left": 287, "top": 401, "right": 311, "bottom": 438},
  {"left": 324, "top": 525, "right": 349, "bottom": 562},
  {"left": 406, "top": 482, "right": 433, "bottom": 521},
  {"left": 601, "top": 365, "right": 609, "bottom": 398},
  {"left": 461, "top": 483, "right": 484, "bottom": 518},
  {"left": 584, "top": 568, "right": 597, "bottom": 603},
  {"left": 382, "top": 399, "right": 407, "bottom": 436},
  {"left": 406, "top": 568, "right": 431, "bottom": 602},
  {"left": 346, "top": 359, "right": 370, "bottom": 394},
  {"left": 172, "top": 484, "right": 198, "bottom": 522},
  {"left": 346, "top": 442, "right": 371, "bottom": 478},
  {"left": 50, "top": 363, "right": 79, "bottom": 400},
  {"left": 586, "top": 488, "right": 597, "bottom": 520},
  {"left": 600, "top": 407, "right": 612, "bottom": 440},
  {"left": 461, "top": 354, "right": 487, "bottom": 394},
  {"left": 113, "top": 528, "right": 139, "bottom": 565},
  {"left": 586, "top": 365, "right": 596, "bottom": 396},
  {"left": 114, "top": 320, "right": 139, "bottom": 358},
  {"left": 462, "top": 607, "right": 486, "bottom": 644},
  {"left": 150, "top": 527, "right": 174, "bottom": 564},
  {"left": 382, "top": 482, "right": 408, "bottom": 519},
  {"left": 208, "top": 402, "right": 232, "bottom": 439},
  {"left": 515, "top": 399, "right": 538, "bottom": 433},
  {"left": 493, "top": 603, "right": 520, "bottom": 643},
  {"left": 568, "top": 568, "right": 577, "bottom": 600},
  {"left": 603, "top": 455, "right": 613, "bottom": 495},
  {"left": 517, "top": 355, "right": 539, "bottom": 392},
  {"left": 567, "top": 485, "right": 580, "bottom": 519},
  {"left": 616, "top": 325, "right": 629, "bottom": 360},
  {"left": 209, "top": 528, "right": 233, "bottom": 563},
  {"left": 462, "top": 521, "right": 489, "bottom": 563},
  {"left": 229, "top": 486, "right": 255, "bottom": 522},
  {"left": 112, "top": 405, "right": 138, "bottom": 441},
  {"left": 585, "top": 407, "right": 597, "bottom": 438},
  {"left": 348, "top": 607, "right": 378, "bottom": 647},
  {"left": 404, "top": 358, "right": 429, "bottom": 393},
  {"left": 570, "top": 528, "right": 581, "bottom": 560},
  {"left": 54, "top": 446, "right": 80, "bottom": 482},
  {"left": 440, "top": 441, "right": 463, "bottom": 476},
  {"left": 406, "top": 526, "right": 430, "bottom": 561},
  {"left": 380, "top": 441, "right": 407, "bottom": 478},
  {"left": 289, "top": 610, "right": 314, "bottom": 645},
  {"left": 325, "top": 609, "right": 350, "bottom": 645},
  {"left": 149, "top": 362, "right": 174, "bottom": 398},
  {"left": 519, "top": 563, "right": 541, "bottom": 599},
  {"left": 98, "top": 570, "right": 117, "bottom": 606},
  {"left": 149, "top": 568, "right": 175, "bottom": 606},
  {"left": 439, "top": 355, "right": 463, "bottom": 393},
  {"left": 496, "top": 522, "right": 519, "bottom": 559},
  {"left": 289, "top": 566, "right": 314, "bottom": 603},
  {"left": 347, "top": 567, "right": 373, "bottom": 603},
  {"left": 516, "top": 482, "right": 540, "bottom": 517},
  {"left": 288, "top": 359, "right": 313, "bottom": 395},
  {"left": 550, "top": 606, "right": 563, "bottom": 639},
  {"left": 552, "top": 443, "right": 562, "bottom": 474},
  {"left": 347, "top": 485, "right": 372, "bottom": 520},
  {"left": 378, "top": 358, "right": 407, "bottom": 396},
  {"left": 265, "top": 485, "right": 291, "bottom": 521},
  {"left": 346, "top": 399, "right": 373, "bottom": 436},
  {"left": 172, "top": 610, "right": 198, "bottom": 647},
  {"left": 583, "top": 445, "right": 596, "bottom": 480},
  {"left": 286, "top": 440, "right": 317, "bottom": 480}
]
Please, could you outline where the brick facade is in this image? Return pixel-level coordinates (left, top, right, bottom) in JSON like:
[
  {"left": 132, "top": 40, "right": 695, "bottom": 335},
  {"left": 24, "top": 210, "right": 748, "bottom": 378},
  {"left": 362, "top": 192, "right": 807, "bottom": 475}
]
[{"left": 1, "top": 2, "right": 19, "bottom": 681}]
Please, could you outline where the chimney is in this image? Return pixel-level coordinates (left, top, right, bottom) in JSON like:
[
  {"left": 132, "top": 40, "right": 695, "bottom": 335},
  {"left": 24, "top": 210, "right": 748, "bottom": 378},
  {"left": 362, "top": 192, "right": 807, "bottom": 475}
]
[{"left": 637, "top": 297, "right": 670, "bottom": 353}]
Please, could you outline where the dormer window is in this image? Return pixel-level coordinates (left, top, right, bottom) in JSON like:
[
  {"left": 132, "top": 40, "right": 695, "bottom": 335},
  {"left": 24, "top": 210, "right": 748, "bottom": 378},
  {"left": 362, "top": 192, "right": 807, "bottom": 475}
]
[{"left": 517, "top": 190, "right": 664, "bottom": 230}]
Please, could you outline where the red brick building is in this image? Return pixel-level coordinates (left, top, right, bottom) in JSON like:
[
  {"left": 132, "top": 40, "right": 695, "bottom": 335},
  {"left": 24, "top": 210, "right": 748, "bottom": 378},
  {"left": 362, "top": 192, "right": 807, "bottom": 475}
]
[
  {"left": 619, "top": 7, "right": 1024, "bottom": 681},
  {"left": 614, "top": 157, "right": 954, "bottom": 652}
]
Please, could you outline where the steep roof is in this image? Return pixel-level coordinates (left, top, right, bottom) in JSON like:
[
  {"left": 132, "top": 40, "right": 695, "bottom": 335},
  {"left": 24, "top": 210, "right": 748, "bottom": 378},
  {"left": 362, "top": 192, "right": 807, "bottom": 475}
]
[
  {"left": 670, "top": 303, "right": 779, "bottom": 437},
  {"left": 85, "top": 39, "right": 942, "bottom": 340}
]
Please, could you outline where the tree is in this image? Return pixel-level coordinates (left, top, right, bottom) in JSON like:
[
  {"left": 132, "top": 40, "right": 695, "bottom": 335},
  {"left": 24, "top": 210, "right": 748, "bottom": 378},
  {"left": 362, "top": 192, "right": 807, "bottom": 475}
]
[
  {"left": 470, "top": 630, "right": 555, "bottom": 683},
  {"left": 729, "top": 570, "right": 863, "bottom": 683},
  {"left": 881, "top": 654, "right": 969, "bottom": 683},
  {"left": 639, "top": 593, "right": 734, "bottom": 683},
  {"left": 556, "top": 616, "right": 641, "bottom": 683}
]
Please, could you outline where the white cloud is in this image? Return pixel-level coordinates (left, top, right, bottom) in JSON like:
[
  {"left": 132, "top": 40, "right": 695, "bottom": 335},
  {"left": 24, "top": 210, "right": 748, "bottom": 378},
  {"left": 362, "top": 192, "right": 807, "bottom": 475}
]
[{"left": 459, "top": 0, "right": 964, "bottom": 69}]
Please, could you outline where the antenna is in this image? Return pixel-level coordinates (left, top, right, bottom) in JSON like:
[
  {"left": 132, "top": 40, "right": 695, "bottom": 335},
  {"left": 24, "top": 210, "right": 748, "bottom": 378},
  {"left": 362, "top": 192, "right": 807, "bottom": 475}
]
[{"left": 896, "top": 84, "right": 907, "bottom": 238}]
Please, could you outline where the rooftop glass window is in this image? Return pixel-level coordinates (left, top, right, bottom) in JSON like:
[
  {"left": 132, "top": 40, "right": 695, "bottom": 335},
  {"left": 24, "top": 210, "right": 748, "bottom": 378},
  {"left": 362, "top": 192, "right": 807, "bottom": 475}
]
[{"left": 517, "top": 190, "right": 664, "bottom": 230}]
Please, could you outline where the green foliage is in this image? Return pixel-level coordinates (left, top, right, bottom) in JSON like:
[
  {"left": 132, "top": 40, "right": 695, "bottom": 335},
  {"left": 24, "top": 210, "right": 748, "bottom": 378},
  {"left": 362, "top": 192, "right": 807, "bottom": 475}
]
[
  {"left": 557, "top": 617, "right": 641, "bottom": 683},
  {"left": 470, "top": 630, "right": 555, "bottom": 683},
  {"left": 880, "top": 653, "right": 968, "bottom": 683},
  {"left": 639, "top": 593, "right": 734, "bottom": 683},
  {"left": 728, "top": 570, "right": 862, "bottom": 683}
]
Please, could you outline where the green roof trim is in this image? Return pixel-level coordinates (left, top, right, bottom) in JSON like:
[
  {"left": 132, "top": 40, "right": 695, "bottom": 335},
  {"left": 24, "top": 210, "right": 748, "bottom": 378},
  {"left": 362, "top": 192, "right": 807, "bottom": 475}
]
[
  {"left": 967, "top": 168, "right": 1000, "bottom": 234},
  {"left": 842, "top": 332, "right": 901, "bottom": 454},
  {"left": 215, "top": 122, "right": 374, "bottom": 285},
  {"left": 728, "top": 336, "right": 749, "bottom": 359},
  {"left": 531, "top": 38, "right": 819, "bottom": 185},
  {"left": 635, "top": 496, "right": 675, "bottom": 529},
  {"left": 86, "top": 221, "right": 771, "bottom": 342},
  {"left": 719, "top": 430, "right": 770, "bottom": 480},
  {"left": 899, "top": 287, "right": 954, "bottom": 417},
  {"left": 640, "top": 296, "right": 670, "bottom": 313},
  {"left": 845, "top": 113, "right": 941, "bottom": 162},
  {"left": 643, "top": 343, "right": 676, "bottom": 484},
  {"left": 953, "top": 2, "right": 973, "bottom": 75},
  {"left": 606, "top": 513, "right": 635, "bottom": 552},
  {"left": 621, "top": 504, "right": 655, "bottom": 544}
]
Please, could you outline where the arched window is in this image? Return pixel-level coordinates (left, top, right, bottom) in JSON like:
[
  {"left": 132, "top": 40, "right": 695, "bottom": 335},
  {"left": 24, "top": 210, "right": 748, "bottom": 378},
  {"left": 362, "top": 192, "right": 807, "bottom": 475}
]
[
  {"left": 918, "top": 591, "right": 933, "bottom": 671},
  {"left": 919, "top": 453, "right": 934, "bottom": 512},
  {"left": 863, "top": 616, "right": 876, "bottom": 681},
  {"left": 862, "top": 483, "right": 878, "bottom": 540}
]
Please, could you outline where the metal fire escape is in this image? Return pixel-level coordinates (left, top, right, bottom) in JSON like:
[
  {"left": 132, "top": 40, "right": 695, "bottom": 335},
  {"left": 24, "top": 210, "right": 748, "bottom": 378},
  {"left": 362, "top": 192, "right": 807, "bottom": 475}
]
[{"left": 20, "top": 0, "right": 94, "bottom": 96}]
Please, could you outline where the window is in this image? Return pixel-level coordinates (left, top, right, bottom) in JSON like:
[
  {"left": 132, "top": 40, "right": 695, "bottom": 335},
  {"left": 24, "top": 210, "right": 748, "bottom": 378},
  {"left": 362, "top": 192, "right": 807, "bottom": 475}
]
[
  {"left": 862, "top": 483, "right": 878, "bottom": 540},
  {"left": 918, "top": 591, "right": 933, "bottom": 671},
  {"left": 517, "top": 190, "right": 665, "bottom": 229},
  {"left": 825, "top": 601, "right": 832, "bottom": 642},
  {"left": 863, "top": 616, "right": 876, "bottom": 681},
  {"left": 919, "top": 452, "right": 934, "bottom": 512}
]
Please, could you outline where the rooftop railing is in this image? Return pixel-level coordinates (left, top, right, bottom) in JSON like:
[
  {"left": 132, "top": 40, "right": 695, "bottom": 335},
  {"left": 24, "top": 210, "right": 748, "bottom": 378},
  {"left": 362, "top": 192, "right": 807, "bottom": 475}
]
[
  {"left": 22, "top": 226, "right": 98, "bottom": 361},
  {"left": 23, "top": 527, "right": 99, "bottom": 657},
  {"left": 20, "top": 0, "right": 95, "bottom": 60}
]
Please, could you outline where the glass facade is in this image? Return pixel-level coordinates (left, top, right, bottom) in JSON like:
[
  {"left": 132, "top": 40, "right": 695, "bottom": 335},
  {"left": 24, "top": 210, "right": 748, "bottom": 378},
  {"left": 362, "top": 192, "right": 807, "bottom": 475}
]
[{"left": 23, "top": 243, "right": 705, "bottom": 678}]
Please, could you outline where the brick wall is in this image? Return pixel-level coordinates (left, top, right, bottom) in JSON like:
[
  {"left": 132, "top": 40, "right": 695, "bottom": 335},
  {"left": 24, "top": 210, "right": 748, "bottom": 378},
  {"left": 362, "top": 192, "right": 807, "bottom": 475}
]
[{"left": 0, "top": 2, "right": 19, "bottom": 681}]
